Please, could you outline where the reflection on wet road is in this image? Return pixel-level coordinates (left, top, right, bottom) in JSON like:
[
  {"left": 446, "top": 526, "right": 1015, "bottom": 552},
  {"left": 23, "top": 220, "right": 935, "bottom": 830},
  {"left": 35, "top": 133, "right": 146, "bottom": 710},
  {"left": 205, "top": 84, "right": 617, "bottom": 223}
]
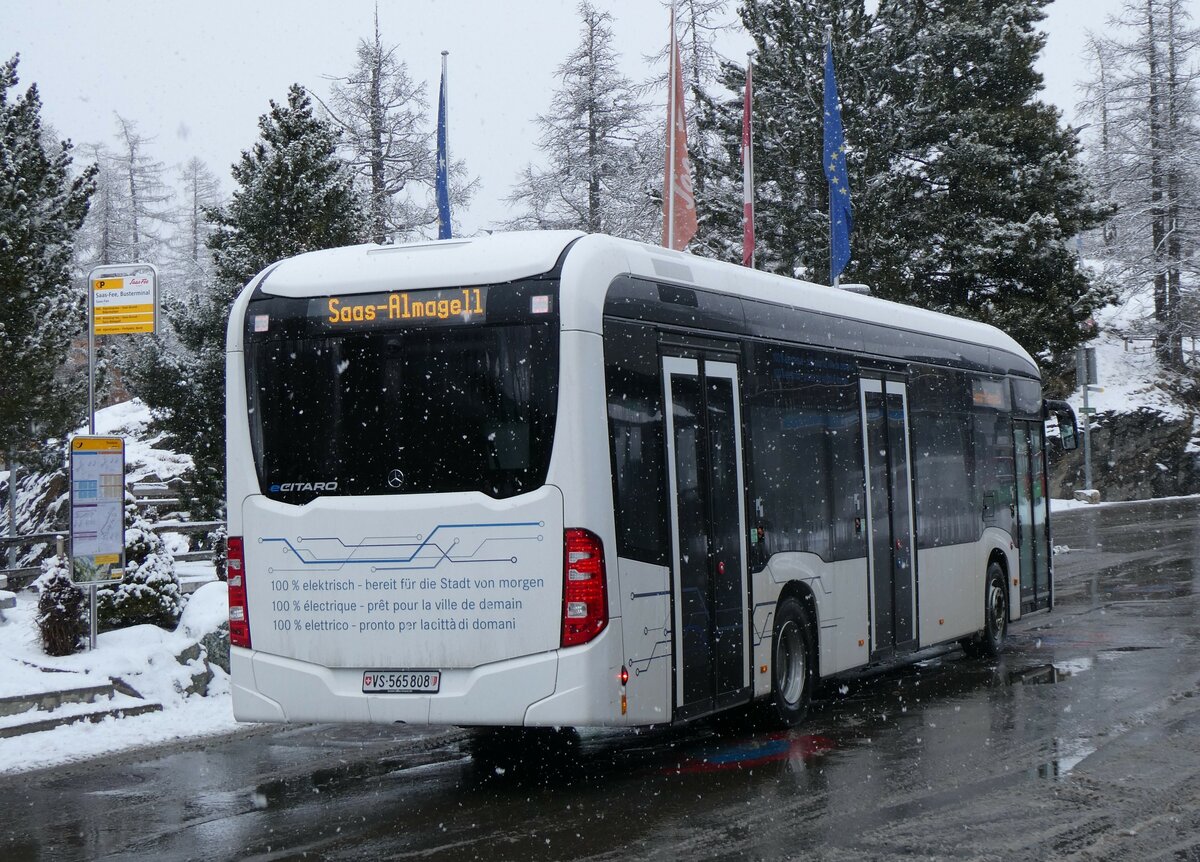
[{"left": 5, "top": 499, "right": 1200, "bottom": 861}]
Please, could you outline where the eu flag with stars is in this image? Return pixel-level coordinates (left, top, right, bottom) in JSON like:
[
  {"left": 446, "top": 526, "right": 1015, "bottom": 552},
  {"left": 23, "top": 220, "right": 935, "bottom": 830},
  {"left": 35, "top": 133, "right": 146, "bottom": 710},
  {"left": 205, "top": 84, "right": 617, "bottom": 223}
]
[
  {"left": 436, "top": 54, "right": 452, "bottom": 240},
  {"left": 823, "top": 38, "right": 852, "bottom": 284}
]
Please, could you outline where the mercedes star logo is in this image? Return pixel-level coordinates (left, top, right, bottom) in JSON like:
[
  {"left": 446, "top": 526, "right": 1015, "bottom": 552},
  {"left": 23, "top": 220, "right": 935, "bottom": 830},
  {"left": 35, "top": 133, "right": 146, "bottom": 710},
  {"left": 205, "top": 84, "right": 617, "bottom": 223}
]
[{"left": 387, "top": 469, "right": 405, "bottom": 489}]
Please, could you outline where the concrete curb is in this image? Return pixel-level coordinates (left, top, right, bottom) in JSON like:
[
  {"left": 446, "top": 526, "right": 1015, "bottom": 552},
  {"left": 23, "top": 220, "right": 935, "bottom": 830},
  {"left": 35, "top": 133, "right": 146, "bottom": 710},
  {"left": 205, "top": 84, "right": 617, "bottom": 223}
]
[
  {"left": 0, "top": 702, "right": 163, "bottom": 738},
  {"left": 0, "top": 683, "right": 116, "bottom": 718}
]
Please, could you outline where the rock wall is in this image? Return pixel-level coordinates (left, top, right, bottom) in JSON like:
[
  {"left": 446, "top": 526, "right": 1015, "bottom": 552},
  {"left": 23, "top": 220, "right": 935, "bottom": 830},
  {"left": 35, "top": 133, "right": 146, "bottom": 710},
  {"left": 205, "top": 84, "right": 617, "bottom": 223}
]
[{"left": 1048, "top": 408, "right": 1200, "bottom": 501}]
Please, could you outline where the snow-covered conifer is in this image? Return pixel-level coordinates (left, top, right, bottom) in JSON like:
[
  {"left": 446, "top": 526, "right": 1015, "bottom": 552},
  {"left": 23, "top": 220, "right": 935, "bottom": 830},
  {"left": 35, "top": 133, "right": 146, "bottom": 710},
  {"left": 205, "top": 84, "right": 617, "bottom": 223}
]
[
  {"left": 111, "top": 114, "right": 173, "bottom": 263},
  {"left": 0, "top": 55, "right": 96, "bottom": 456},
  {"left": 703, "top": 0, "right": 873, "bottom": 277},
  {"left": 864, "top": 0, "right": 1111, "bottom": 378},
  {"left": 209, "top": 84, "right": 365, "bottom": 294},
  {"left": 133, "top": 85, "right": 364, "bottom": 517},
  {"left": 505, "top": 2, "right": 658, "bottom": 241},
  {"left": 706, "top": 1, "right": 1108, "bottom": 378},
  {"left": 96, "top": 501, "right": 185, "bottom": 631},
  {"left": 322, "top": 13, "right": 476, "bottom": 243},
  {"left": 1078, "top": 0, "right": 1200, "bottom": 365}
]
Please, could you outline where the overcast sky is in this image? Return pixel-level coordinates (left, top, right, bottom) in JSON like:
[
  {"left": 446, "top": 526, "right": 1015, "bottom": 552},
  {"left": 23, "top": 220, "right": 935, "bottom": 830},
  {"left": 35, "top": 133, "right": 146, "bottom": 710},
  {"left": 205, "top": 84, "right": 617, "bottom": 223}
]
[{"left": 3, "top": 0, "right": 1124, "bottom": 237}]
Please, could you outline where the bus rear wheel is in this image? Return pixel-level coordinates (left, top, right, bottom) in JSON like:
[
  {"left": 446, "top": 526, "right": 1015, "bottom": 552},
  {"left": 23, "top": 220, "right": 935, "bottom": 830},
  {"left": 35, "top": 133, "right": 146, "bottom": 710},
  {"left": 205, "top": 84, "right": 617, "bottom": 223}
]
[
  {"left": 767, "top": 596, "right": 815, "bottom": 727},
  {"left": 962, "top": 562, "right": 1008, "bottom": 659}
]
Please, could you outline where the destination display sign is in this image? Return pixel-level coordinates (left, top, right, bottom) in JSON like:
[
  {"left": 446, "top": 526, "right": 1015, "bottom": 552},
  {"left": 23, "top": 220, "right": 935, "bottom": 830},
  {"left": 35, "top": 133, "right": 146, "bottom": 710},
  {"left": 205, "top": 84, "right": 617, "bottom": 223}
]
[
  {"left": 91, "top": 264, "right": 158, "bottom": 335},
  {"left": 303, "top": 287, "right": 489, "bottom": 332}
]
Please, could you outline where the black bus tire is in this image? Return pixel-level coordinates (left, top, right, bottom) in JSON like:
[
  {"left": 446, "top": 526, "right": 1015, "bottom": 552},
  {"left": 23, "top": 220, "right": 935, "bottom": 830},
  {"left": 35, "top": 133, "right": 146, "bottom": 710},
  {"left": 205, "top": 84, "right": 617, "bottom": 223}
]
[
  {"left": 961, "top": 562, "right": 1008, "bottom": 659},
  {"left": 767, "top": 596, "right": 816, "bottom": 727}
]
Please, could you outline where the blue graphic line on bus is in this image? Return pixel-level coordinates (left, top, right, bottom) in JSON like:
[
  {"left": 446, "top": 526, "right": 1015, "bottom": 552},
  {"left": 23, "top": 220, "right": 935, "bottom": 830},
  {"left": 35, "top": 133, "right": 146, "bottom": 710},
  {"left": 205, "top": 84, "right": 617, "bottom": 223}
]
[
  {"left": 285, "top": 536, "right": 528, "bottom": 569},
  {"left": 260, "top": 521, "right": 541, "bottom": 568},
  {"left": 628, "top": 638, "right": 673, "bottom": 674},
  {"left": 373, "top": 555, "right": 517, "bottom": 572},
  {"left": 751, "top": 601, "right": 777, "bottom": 646},
  {"left": 267, "top": 538, "right": 515, "bottom": 569}
]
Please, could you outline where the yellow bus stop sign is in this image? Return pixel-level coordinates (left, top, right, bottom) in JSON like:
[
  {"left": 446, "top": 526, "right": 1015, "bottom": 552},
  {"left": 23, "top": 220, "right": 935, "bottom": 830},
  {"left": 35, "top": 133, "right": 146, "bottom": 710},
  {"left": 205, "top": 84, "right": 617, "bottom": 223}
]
[{"left": 92, "top": 269, "right": 157, "bottom": 335}]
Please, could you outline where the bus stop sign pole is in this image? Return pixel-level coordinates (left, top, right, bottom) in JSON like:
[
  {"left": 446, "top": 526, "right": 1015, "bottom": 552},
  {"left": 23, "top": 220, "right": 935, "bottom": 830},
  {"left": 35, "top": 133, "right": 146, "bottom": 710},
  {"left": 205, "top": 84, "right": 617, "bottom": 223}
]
[{"left": 78, "top": 263, "right": 157, "bottom": 647}]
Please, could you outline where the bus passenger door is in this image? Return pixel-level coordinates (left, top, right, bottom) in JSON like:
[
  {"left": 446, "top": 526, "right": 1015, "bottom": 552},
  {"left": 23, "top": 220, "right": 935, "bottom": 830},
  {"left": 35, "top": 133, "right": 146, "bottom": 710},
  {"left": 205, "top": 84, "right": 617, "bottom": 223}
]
[
  {"left": 860, "top": 378, "right": 918, "bottom": 658},
  {"left": 1015, "top": 422, "right": 1051, "bottom": 611},
  {"left": 663, "top": 357, "right": 750, "bottom": 719}
]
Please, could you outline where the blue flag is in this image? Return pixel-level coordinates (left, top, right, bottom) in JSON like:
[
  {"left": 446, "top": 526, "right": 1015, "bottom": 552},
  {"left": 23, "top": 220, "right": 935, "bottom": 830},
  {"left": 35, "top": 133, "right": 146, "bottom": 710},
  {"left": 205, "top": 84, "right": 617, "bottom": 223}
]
[
  {"left": 436, "top": 54, "right": 452, "bottom": 240},
  {"left": 823, "top": 39, "right": 852, "bottom": 284}
]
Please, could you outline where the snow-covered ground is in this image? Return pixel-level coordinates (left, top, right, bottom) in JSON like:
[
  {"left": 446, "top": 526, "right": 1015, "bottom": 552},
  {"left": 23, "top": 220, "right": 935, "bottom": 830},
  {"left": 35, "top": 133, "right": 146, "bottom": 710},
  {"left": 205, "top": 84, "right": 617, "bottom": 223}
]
[
  {"left": 88, "top": 398, "right": 194, "bottom": 484},
  {"left": 1068, "top": 285, "right": 1187, "bottom": 421},
  {"left": 0, "top": 399, "right": 244, "bottom": 775},
  {"left": 0, "top": 577, "right": 241, "bottom": 776}
]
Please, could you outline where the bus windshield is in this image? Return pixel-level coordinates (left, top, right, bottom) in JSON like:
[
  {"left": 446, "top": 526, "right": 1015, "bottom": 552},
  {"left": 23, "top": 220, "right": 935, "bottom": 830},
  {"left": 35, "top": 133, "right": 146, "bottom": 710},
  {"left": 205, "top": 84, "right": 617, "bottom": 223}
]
[{"left": 246, "top": 321, "right": 559, "bottom": 503}]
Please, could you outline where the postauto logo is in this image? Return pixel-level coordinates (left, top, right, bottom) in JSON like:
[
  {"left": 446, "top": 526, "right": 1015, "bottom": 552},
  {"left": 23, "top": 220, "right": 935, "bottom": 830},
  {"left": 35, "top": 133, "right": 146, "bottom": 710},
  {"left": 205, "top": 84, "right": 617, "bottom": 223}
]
[{"left": 270, "top": 480, "right": 339, "bottom": 493}]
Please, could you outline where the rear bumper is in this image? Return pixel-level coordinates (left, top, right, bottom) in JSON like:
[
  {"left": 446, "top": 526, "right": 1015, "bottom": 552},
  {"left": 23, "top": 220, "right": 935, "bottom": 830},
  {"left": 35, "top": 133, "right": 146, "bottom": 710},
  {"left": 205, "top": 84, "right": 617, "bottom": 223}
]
[{"left": 231, "top": 623, "right": 625, "bottom": 727}]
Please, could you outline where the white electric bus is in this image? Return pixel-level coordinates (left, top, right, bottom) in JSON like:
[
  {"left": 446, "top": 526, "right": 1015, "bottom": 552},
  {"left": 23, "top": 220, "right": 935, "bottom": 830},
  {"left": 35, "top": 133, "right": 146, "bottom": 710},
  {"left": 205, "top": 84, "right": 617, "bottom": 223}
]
[{"left": 226, "top": 231, "right": 1077, "bottom": 728}]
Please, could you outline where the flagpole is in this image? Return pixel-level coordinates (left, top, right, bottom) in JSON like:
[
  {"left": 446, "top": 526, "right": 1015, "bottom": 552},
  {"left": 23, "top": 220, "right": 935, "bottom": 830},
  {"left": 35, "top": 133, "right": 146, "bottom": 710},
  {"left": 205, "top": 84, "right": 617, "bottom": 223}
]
[
  {"left": 436, "top": 50, "right": 453, "bottom": 240},
  {"left": 825, "top": 26, "right": 836, "bottom": 286},
  {"left": 743, "top": 51, "right": 755, "bottom": 269},
  {"left": 666, "top": 4, "right": 678, "bottom": 250}
]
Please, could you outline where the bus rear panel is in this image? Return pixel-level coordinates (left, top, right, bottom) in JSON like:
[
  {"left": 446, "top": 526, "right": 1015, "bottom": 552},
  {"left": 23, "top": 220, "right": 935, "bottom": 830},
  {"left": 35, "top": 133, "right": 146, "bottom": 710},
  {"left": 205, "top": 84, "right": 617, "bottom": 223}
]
[{"left": 228, "top": 259, "right": 625, "bottom": 726}]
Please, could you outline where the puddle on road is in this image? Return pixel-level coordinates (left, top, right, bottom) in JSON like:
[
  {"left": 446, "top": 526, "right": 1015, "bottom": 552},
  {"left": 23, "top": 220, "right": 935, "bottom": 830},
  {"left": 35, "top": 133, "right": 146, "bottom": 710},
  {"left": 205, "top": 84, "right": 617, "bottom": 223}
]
[
  {"left": 1008, "top": 657, "right": 1093, "bottom": 686},
  {"left": 253, "top": 745, "right": 469, "bottom": 809},
  {"left": 1035, "top": 737, "right": 1097, "bottom": 780},
  {"left": 1104, "top": 579, "right": 1193, "bottom": 600},
  {"left": 1008, "top": 645, "right": 1164, "bottom": 686}
]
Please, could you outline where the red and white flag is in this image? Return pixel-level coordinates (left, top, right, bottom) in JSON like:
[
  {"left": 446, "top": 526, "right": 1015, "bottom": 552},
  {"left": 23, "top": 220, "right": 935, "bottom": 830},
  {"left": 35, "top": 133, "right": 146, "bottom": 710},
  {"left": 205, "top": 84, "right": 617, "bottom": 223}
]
[
  {"left": 742, "top": 57, "right": 754, "bottom": 268},
  {"left": 663, "top": 6, "right": 697, "bottom": 251}
]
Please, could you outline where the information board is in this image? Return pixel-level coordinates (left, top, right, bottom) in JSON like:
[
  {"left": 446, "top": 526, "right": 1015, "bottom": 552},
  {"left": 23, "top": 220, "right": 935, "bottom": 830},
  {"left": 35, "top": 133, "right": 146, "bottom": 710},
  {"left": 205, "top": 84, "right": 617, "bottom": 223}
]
[
  {"left": 70, "top": 436, "right": 126, "bottom": 584},
  {"left": 91, "top": 264, "right": 157, "bottom": 335}
]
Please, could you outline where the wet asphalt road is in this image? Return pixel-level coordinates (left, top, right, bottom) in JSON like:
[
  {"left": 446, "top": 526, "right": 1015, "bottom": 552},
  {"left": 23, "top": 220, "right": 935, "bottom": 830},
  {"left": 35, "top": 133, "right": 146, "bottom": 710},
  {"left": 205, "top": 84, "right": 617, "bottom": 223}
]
[{"left": 4, "top": 498, "right": 1200, "bottom": 861}]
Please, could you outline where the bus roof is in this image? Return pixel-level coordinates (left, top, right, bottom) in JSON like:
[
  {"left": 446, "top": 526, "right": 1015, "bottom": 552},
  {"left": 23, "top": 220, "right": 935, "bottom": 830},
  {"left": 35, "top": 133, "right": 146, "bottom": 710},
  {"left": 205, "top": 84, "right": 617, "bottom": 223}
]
[{"left": 249, "top": 230, "right": 1037, "bottom": 375}]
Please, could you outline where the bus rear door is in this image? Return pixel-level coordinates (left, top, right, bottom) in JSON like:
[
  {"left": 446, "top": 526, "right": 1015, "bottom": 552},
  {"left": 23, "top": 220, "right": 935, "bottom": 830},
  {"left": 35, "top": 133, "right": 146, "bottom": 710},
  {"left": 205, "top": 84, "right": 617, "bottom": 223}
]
[
  {"left": 1015, "top": 422, "right": 1051, "bottom": 611},
  {"left": 860, "top": 377, "right": 919, "bottom": 659},
  {"left": 662, "top": 355, "right": 751, "bottom": 720}
]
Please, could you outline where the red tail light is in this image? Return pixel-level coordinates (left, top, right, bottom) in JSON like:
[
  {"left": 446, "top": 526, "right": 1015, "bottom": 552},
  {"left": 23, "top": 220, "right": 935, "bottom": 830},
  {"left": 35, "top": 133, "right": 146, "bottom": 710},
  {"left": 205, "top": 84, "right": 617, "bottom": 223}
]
[
  {"left": 227, "top": 536, "right": 251, "bottom": 649},
  {"left": 561, "top": 528, "right": 607, "bottom": 648}
]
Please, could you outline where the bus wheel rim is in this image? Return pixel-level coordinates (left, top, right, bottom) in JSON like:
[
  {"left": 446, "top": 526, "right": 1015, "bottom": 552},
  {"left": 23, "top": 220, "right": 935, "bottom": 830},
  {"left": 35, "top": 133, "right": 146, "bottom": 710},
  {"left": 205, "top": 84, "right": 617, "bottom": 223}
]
[
  {"left": 988, "top": 581, "right": 1005, "bottom": 635},
  {"left": 776, "top": 620, "right": 806, "bottom": 706}
]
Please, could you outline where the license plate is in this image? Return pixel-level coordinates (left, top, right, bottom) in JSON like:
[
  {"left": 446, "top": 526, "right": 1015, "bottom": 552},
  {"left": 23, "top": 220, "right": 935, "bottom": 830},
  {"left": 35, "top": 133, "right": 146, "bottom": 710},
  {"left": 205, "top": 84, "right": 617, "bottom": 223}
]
[{"left": 362, "top": 670, "right": 441, "bottom": 694}]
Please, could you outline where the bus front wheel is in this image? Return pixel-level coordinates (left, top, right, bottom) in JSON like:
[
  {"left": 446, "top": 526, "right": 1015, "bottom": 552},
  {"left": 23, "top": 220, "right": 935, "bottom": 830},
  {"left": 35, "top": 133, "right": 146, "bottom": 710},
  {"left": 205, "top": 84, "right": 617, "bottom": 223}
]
[
  {"left": 962, "top": 562, "right": 1008, "bottom": 659},
  {"left": 768, "top": 597, "right": 815, "bottom": 727}
]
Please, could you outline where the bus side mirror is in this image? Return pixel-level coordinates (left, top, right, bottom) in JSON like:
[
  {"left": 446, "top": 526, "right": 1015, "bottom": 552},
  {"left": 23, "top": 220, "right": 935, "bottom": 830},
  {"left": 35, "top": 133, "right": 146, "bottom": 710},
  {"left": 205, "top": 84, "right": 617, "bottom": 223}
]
[{"left": 1044, "top": 399, "right": 1079, "bottom": 451}]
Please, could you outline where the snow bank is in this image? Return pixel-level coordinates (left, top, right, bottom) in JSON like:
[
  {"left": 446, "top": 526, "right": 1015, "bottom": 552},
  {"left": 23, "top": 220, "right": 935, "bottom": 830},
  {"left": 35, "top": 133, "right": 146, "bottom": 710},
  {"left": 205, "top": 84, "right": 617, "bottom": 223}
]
[
  {"left": 87, "top": 398, "right": 194, "bottom": 484},
  {"left": 0, "top": 585, "right": 241, "bottom": 775},
  {"left": 1051, "top": 492, "right": 1200, "bottom": 513},
  {"left": 1069, "top": 287, "right": 1188, "bottom": 422}
]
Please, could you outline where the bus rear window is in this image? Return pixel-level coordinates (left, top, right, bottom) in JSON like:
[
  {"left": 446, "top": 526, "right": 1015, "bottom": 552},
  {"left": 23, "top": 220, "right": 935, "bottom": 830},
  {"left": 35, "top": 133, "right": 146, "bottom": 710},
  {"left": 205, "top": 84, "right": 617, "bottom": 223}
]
[{"left": 246, "top": 322, "right": 559, "bottom": 502}]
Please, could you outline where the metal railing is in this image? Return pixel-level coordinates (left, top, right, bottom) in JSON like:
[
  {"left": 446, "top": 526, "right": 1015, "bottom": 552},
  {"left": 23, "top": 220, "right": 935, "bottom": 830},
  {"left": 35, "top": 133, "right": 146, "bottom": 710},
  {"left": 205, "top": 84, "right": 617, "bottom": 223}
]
[{"left": 0, "top": 520, "right": 223, "bottom": 590}]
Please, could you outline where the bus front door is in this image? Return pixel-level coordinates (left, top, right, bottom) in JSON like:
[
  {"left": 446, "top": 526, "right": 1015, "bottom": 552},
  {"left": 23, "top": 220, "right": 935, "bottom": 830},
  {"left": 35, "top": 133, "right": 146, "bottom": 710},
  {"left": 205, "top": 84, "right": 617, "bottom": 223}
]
[
  {"left": 860, "top": 378, "right": 918, "bottom": 659},
  {"left": 1015, "top": 422, "right": 1051, "bottom": 611},
  {"left": 663, "top": 357, "right": 750, "bottom": 720}
]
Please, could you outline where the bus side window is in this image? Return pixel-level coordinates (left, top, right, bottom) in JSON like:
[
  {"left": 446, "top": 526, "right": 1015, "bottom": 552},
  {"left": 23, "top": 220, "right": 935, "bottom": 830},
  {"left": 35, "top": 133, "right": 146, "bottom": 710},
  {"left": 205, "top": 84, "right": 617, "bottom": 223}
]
[
  {"left": 603, "top": 320, "right": 669, "bottom": 565},
  {"left": 744, "top": 344, "right": 863, "bottom": 567}
]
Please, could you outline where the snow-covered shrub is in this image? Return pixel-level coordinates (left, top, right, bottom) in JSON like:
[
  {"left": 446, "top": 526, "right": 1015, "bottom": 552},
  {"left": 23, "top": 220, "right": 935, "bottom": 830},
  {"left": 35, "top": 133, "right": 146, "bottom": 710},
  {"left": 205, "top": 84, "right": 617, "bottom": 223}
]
[
  {"left": 208, "top": 523, "right": 228, "bottom": 581},
  {"left": 96, "top": 512, "right": 186, "bottom": 631},
  {"left": 35, "top": 554, "right": 87, "bottom": 656}
]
